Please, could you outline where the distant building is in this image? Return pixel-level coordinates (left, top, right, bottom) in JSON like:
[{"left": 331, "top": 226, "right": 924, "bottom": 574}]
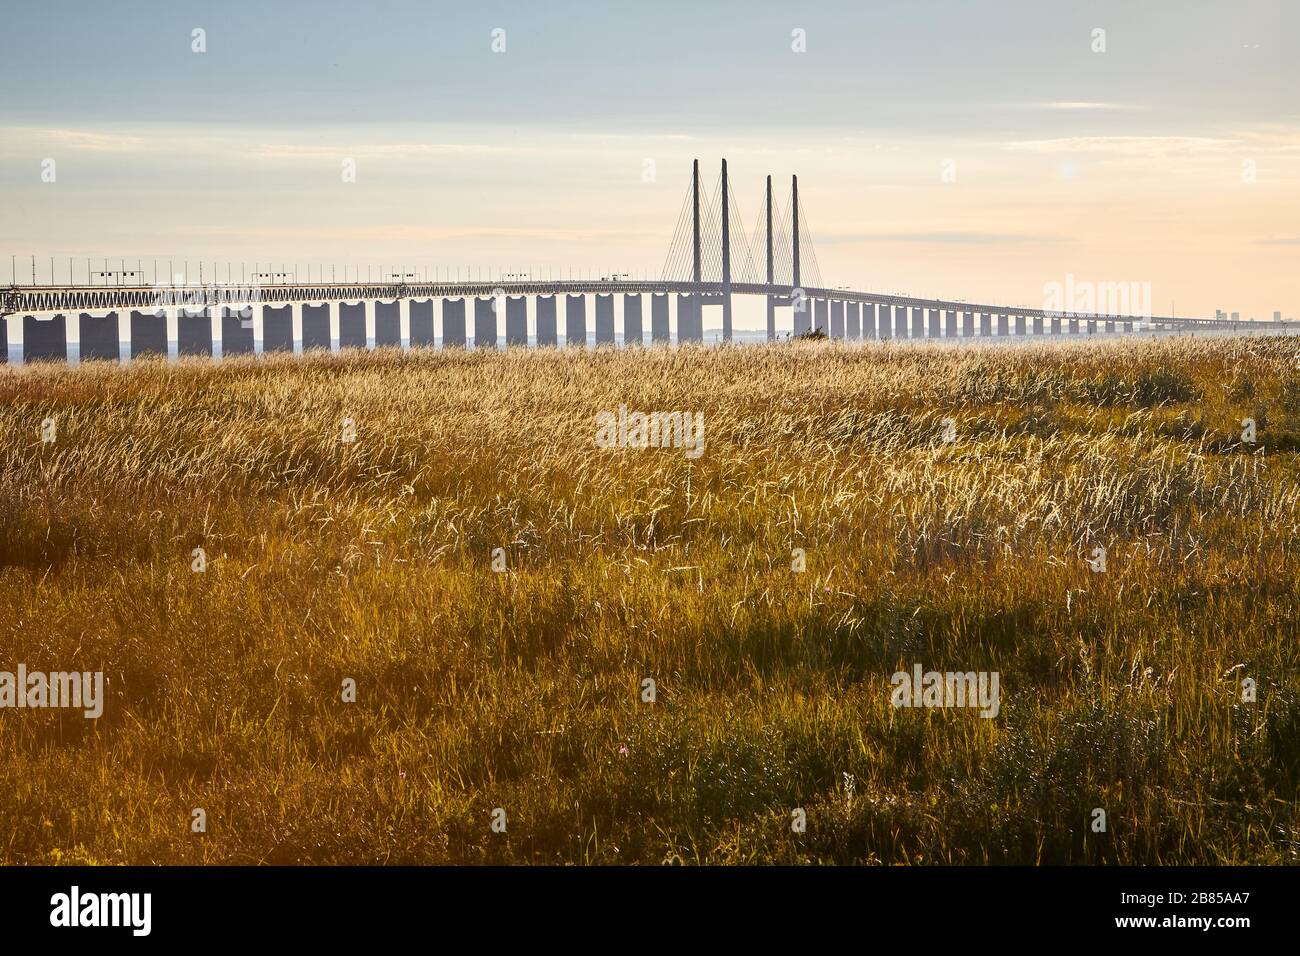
[
  {"left": 1231, "top": 312, "right": 1240, "bottom": 322},
  {"left": 1215, "top": 309, "right": 1225, "bottom": 320},
  {"left": 1275, "top": 311, "right": 1283, "bottom": 322}
]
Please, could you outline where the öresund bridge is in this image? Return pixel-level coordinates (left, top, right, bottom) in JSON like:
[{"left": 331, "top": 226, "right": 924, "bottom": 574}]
[{"left": 2, "top": 159, "right": 1292, "bottom": 365}]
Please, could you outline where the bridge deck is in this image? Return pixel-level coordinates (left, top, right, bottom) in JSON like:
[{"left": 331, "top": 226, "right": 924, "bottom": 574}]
[{"left": 2, "top": 281, "right": 1286, "bottom": 331}]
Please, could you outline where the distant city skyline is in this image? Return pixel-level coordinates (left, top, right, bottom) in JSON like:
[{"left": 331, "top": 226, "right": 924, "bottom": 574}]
[{"left": 1, "top": 0, "right": 1296, "bottom": 325}]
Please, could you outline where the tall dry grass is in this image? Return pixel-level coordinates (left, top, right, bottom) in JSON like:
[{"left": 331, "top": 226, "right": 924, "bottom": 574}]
[{"left": 0, "top": 336, "right": 1297, "bottom": 863}]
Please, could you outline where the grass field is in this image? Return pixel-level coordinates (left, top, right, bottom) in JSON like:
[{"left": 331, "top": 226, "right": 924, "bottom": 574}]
[{"left": 1, "top": 337, "right": 1298, "bottom": 865}]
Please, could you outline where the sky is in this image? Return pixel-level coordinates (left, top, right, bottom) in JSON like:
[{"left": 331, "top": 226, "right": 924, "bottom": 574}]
[{"left": 1, "top": 0, "right": 1297, "bottom": 326}]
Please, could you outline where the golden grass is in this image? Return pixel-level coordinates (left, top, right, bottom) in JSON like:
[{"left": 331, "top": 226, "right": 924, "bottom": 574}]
[{"left": 1, "top": 336, "right": 1297, "bottom": 864}]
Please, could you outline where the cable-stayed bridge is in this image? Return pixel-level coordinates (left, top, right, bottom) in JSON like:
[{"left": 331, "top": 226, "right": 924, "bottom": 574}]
[{"left": 2, "top": 159, "right": 1292, "bottom": 365}]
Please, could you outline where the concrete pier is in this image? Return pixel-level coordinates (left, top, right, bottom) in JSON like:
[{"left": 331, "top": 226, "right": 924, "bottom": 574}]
[
  {"left": 687, "top": 294, "right": 706, "bottom": 341},
  {"left": 263, "top": 305, "right": 293, "bottom": 353},
  {"left": 895, "top": 305, "right": 908, "bottom": 338},
  {"left": 793, "top": 296, "right": 811, "bottom": 336},
  {"left": 302, "top": 303, "right": 330, "bottom": 351},
  {"left": 129, "top": 310, "right": 166, "bottom": 358},
  {"left": 222, "top": 307, "right": 255, "bottom": 355},
  {"left": 911, "top": 306, "right": 924, "bottom": 338},
  {"left": 375, "top": 301, "right": 401, "bottom": 347},
  {"left": 505, "top": 296, "right": 528, "bottom": 347},
  {"left": 535, "top": 296, "right": 557, "bottom": 346},
  {"left": 565, "top": 294, "right": 587, "bottom": 346},
  {"left": 830, "top": 299, "right": 844, "bottom": 338},
  {"left": 24, "top": 313, "right": 67, "bottom": 362},
  {"left": 928, "top": 307, "right": 940, "bottom": 338},
  {"left": 944, "top": 309, "right": 956, "bottom": 337},
  {"left": 997, "top": 313, "right": 1009, "bottom": 336},
  {"left": 443, "top": 298, "right": 467, "bottom": 348},
  {"left": 595, "top": 294, "right": 615, "bottom": 345},
  {"left": 677, "top": 294, "right": 702, "bottom": 342},
  {"left": 339, "top": 302, "right": 367, "bottom": 349},
  {"left": 474, "top": 297, "right": 497, "bottom": 348},
  {"left": 814, "top": 298, "right": 828, "bottom": 335},
  {"left": 409, "top": 300, "right": 435, "bottom": 348},
  {"left": 79, "top": 312, "right": 119, "bottom": 362},
  {"left": 623, "top": 294, "right": 643, "bottom": 345},
  {"left": 178, "top": 310, "right": 212, "bottom": 356},
  {"left": 650, "top": 294, "right": 670, "bottom": 343}
]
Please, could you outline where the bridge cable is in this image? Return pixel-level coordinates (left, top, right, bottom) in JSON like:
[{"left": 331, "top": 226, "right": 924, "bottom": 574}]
[
  {"left": 660, "top": 170, "right": 696, "bottom": 282},
  {"left": 795, "top": 193, "right": 825, "bottom": 290}
]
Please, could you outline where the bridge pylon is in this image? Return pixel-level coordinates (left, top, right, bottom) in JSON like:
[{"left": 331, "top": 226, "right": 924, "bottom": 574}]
[
  {"left": 691, "top": 159, "right": 702, "bottom": 286},
  {"left": 721, "top": 159, "right": 732, "bottom": 341},
  {"left": 765, "top": 175, "right": 775, "bottom": 341}
]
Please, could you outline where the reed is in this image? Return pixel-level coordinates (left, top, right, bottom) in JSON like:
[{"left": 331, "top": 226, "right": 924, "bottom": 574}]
[{"left": 1, "top": 336, "right": 1296, "bottom": 863}]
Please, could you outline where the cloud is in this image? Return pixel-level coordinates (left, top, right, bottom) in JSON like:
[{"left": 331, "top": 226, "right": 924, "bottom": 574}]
[
  {"left": 1032, "top": 102, "right": 1147, "bottom": 111},
  {"left": 1004, "top": 136, "right": 1242, "bottom": 157},
  {"left": 247, "top": 135, "right": 693, "bottom": 162},
  {"left": 0, "top": 125, "right": 688, "bottom": 163},
  {"left": 184, "top": 224, "right": 644, "bottom": 243},
  {"left": 820, "top": 231, "right": 1072, "bottom": 245},
  {"left": 0, "top": 127, "right": 149, "bottom": 151},
  {"left": 248, "top": 142, "right": 523, "bottom": 160}
]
